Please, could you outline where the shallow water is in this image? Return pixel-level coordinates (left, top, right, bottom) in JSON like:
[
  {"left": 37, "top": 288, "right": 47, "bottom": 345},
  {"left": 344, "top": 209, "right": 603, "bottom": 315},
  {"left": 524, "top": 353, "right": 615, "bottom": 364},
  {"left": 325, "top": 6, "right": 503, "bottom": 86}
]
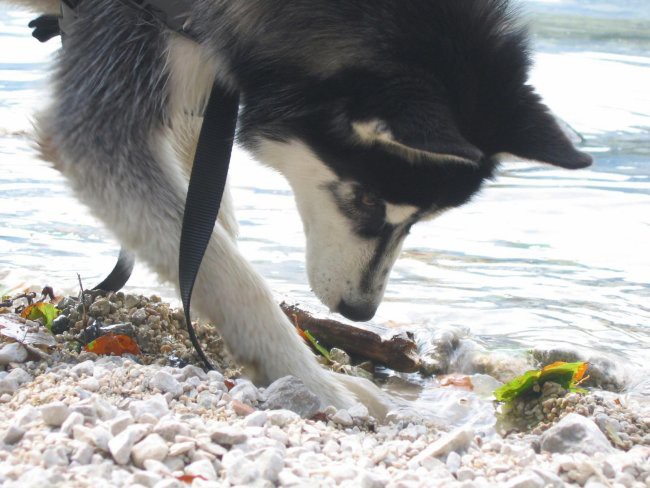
[{"left": 0, "top": 2, "right": 648, "bottom": 428}]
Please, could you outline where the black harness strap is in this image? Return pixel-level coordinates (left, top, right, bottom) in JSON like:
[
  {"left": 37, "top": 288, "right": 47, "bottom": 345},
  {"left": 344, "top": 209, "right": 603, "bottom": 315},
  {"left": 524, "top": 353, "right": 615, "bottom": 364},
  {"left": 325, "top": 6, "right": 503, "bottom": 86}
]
[
  {"left": 30, "top": 1, "right": 239, "bottom": 371},
  {"left": 179, "top": 86, "right": 239, "bottom": 371}
]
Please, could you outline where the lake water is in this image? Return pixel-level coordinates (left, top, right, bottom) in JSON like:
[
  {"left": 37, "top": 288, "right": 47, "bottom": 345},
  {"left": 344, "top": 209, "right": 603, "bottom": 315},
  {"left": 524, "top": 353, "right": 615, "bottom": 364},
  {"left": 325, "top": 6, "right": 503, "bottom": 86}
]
[{"left": 0, "top": 1, "right": 648, "bottom": 427}]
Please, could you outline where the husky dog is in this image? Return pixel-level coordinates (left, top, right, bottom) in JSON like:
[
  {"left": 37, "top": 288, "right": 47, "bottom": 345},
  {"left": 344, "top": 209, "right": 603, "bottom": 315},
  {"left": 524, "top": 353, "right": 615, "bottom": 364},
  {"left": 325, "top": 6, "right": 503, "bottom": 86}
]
[{"left": 9, "top": 0, "right": 591, "bottom": 417}]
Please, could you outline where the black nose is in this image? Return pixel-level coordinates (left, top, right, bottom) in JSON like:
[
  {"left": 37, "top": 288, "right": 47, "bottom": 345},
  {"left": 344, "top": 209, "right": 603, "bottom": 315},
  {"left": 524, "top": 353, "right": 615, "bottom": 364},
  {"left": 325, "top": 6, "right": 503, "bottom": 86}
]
[{"left": 337, "top": 300, "right": 376, "bottom": 322}]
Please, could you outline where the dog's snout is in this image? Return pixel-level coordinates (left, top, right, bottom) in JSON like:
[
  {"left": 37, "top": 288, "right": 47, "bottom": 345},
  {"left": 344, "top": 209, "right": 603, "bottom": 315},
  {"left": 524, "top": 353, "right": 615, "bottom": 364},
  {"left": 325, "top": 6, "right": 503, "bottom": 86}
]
[{"left": 337, "top": 299, "right": 377, "bottom": 322}]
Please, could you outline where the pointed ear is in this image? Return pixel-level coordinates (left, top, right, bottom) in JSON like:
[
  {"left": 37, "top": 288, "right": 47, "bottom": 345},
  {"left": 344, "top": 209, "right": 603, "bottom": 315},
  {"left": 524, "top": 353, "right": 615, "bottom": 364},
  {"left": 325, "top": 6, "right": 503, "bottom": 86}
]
[
  {"left": 352, "top": 118, "right": 483, "bottom": 164},
  {"left": 503, "top": 88, "right": 592, "bottom": 169}
]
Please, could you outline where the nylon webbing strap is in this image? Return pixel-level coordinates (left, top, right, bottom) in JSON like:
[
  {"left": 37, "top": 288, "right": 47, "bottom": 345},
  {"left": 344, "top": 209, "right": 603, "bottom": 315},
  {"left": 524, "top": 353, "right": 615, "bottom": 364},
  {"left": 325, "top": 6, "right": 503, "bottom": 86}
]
[{"left": 179, "top": 84, "right": 240, "bottom": 371}]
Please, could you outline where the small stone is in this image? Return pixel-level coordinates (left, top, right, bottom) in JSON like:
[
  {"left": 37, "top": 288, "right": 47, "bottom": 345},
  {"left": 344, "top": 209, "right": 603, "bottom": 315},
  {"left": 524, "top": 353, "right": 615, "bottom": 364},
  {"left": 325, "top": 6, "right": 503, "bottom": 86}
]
[
  {"left": 109, "top": 424, "right": 150, "bottom": 465},
  {"left": 130, "top": 395, "right": 169, "bottom": 421},
  {"left": 210, "top": 426, "right": 247, "bottom": 446},
  {"left": 331, "top": 409, "right": 354, "bottom": 427},
  {"left": 2, "top": 424, "right": 25, "bottom": 444},
  {"left": 230, "top": 380, "right": 260, "bottom": 406},
  {"left": 225, "top": 457, "right": 258, "bottom": 485},
  {"left": 79, "top": 377, "right": 100, "bottom": 392},
  {"left": 245, "top": 410, "right": 268, "bottom": 427},
  {"left": 72, "top": 360, "right": 95, "bottom": 377},
  {"left": 185, "top": 459, "right": 217, "bottom": 481},
  {"left": 6, "top": 367, "right": 32, "bottom": 385},
  {"left": 50, "top": 314, "right": 70, "bottom": 334},
  {"left": 169, "top": 441, "right": 194, "bottom": 457},
  {"left": 232, "top": 399, "right": 256, "bottom": 416},
  {"left": 196, "top": 391, "right": 220, "bottom": 408},
  {"left": 329, "top": 348, "right": 351, "bottom": 365},
  {"left": 266, "top": 409, "right": 300, "bottom": 427},
  {"left": 446, "top": 451, "right": 461, "bottom": 474},
  {"left": 504, "top": 473, "right": 545, "bottom": 488},
  {"left": 61, "top": 411, "right": 85, "bottom": 437},
  {"left": 107, "top": 413, "right": 134, "bottom": 436},
  {"left": 40, "top": 401, "right": 70, "bottom": 427},
  {"left": 540, "top": 413, "right": 615, "bottom": 455},
  {"left": 43, "top": 446, "right": 69, "bottom": 467},
  {"left": 0, "top": 377, "right": 18, "bottom": 395},
  {"left": 348, "top": 403, "right": 370, "bottom": 422},
  {"left": 124, "top": 294, "right": 140, "bottom": 309},
  {"left": 412, "top": 428, "right": 474, "bottom": 464},
  {"left": 181, "top": 365, "right": 208, "bottom": 381},
  {"left": 456, "top": 467, "right": 475, "bottom": 482},
  {"left": 262, "top": 376, "right": 320, "bottom": 418},
  {"left": 89, "top": 298, "right": 111, "bottom": 317},
  {"left": 356, "top": 471, "right": 388, "bottom": 488},
  {"left": 131, "top": 308, "right": 147, "bottom": 325},
  {"left": 254, "top": 448, "right": 284, "bottom": 482},
  {"left": 132, "top": 433, "right": 169, "bottom": 468},
  {"left": 0, "top": 343, "right": 28, "bottom": 365},
  {"left": 149, "top": 371, "right": 183, "bottom": 398},
  {"left": 154, "top": 417, "right": 190, "bottom": 441}
]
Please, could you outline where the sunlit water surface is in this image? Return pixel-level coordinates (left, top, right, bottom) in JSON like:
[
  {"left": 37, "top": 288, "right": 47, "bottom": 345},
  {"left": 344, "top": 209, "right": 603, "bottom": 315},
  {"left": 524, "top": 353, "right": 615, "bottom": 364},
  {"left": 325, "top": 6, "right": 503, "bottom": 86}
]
[{"left": 0, "top": 1, "right": 648, "bottom": 429}]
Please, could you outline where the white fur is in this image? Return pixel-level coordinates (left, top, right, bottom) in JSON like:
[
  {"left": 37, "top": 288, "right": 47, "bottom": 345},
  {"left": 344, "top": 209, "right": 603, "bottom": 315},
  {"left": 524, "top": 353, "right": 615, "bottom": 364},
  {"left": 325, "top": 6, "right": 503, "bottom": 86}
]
[{"left": 253, "top": 138, "right": 413, "bottom": 317}]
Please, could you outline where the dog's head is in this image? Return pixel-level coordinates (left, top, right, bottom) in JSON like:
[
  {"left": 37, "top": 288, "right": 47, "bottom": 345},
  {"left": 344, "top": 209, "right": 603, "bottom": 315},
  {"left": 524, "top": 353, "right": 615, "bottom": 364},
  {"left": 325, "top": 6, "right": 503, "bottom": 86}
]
[{"left": 237, "top": 1, "right": 592, "bottom": 321}]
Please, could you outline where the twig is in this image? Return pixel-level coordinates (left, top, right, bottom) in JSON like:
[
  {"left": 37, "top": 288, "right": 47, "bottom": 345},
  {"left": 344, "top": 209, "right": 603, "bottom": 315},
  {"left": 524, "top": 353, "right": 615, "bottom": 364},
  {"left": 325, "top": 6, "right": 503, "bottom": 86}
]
[{"left": 77, "top": 273, "right": 88, "bottom": 327}]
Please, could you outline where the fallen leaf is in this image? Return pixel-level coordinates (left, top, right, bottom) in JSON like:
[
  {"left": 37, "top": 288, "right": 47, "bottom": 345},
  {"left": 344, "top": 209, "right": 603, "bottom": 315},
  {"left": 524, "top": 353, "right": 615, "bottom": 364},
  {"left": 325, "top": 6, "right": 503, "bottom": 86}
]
[
  {"left": 84, "top": 334, "right": 140, "bottom": 356},
  {"left": 21, "top": 302, "right": 60, "bottom": 328},
  {"left": 439, "top": 374, "right": 474, "bottom": 391},
  {"left": 494, "top": 361, "right": 588, "bottom": 403},
  {"left": 175, "top": 474, "right": 207, "bottom": 484}
]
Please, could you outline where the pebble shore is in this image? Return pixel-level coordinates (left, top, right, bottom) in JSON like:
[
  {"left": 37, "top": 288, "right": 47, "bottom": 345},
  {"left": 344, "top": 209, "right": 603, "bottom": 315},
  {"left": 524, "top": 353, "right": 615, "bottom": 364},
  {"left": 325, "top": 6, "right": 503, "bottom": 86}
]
[{"left": 0, "top": 292, "right": 649, "bottom": 487}]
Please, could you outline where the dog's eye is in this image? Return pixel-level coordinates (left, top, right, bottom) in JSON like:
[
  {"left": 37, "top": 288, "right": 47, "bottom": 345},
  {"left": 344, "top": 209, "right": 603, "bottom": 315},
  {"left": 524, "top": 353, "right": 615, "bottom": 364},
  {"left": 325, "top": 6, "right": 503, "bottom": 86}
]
[{"left": 360, "top": 193, "right": 380, "bottom": 207}]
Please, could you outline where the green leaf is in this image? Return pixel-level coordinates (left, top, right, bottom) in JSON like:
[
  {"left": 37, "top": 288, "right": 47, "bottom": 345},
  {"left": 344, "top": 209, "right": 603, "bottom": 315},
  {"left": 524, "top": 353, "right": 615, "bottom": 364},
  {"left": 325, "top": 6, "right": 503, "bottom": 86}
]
[
  {"left": 494, "top": 361, "right": 588, "bottom": 403},
  {"left": 303, "top": 329, "right": 331, "bottom": 361},
  {"left": 21, "top": 302, "right": 60, "bottom": 330}
]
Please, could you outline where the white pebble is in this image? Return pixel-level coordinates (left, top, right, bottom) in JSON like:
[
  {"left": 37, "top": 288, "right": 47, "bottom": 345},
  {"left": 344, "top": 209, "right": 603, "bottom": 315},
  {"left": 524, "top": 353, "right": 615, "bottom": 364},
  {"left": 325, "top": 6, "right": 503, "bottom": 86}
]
[
  {"left": 129, "top": 395, "right": 169, "bottom": 421},
  {"left": 185, "top": 459, "right": 217, "bottom": 481},
  {"left": 0, "top": 343, "right": 28, "bottom": 365},
  {"left": 132, "top": 433, "right": 169, "bottom": 468},
  {"left": 108, "top": 424, "right": 150, "bottom": 465},
  {"left": 61, "top": 411, "right": 85, "bottom": 437},
  {"left": 149, "top": 370, "right": 183, "bottom": 398},
  {"left": 40, "top": 401, "right": 70, "bottom": 427},
  {"left": 72, "top": 360, "right": 95, "bottom": 377},
  {"left": 331, "top": 409, "right": 354, "bottom": 427}
]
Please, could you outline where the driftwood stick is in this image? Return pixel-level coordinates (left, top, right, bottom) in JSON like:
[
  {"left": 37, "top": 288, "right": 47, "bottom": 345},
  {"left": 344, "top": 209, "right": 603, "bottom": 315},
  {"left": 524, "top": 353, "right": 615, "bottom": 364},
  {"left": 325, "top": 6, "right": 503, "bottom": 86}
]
[{"left": 280, "top": 302, "right": 421, "bottom": 373}]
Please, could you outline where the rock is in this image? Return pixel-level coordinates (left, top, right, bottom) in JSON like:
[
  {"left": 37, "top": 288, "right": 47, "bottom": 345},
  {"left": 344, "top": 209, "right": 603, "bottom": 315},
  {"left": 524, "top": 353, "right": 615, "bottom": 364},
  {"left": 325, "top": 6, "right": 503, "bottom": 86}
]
[
  {"left": 79, "top": 377, "right": 100, "bottom": 392},
  {"left": 0, "top": 377, "right": 18, "bottom": 395},
  {"left": 210, "top": 426, "right": 247, "bottom": 446},
  {"left": 225, "top": 457, "right": 258, "bottom": 485},
  {"left": 266, "top": 409, "right": 300, "bottom": 427},
  {"left": 50, "top": 314, "right": 70, "bottom": 334},
  {"left": 6, "top": 367, "right": 32, "bottom": 385},
  {"left": 348, "top": 403, "right": 370, "bottom": 422},
  {"left": 107, "top": 413, "right": 134, "bottom": 436},
  {"left": 245, "top": 410, "right": 268, "bottom": 427},
  {"left": 504, "top": 473, "right": 545, "bottom": 488},
  {"left": 540, "top": 413, "right": 615, "bottom": 455},
  {"left": 262, "top": 376, "right": 320, "bottom": 418},
  {"left": 108, "top": 424, "right": 150, "bottom": 465},
  {"left": 132, "top": 433, "right": 169, "bottom": 468},
  {"left": 230, "top": 379, "right": 260, "bottom": 406},
  {"left": 196, "top": 391, "right": 221, "bottom": 408},
  {"left": 0, "top": 342, "right": 28, "bottom": 365},
  {"left": 148, "top": 371, "right": 183, "bottom": 398},
  {"left": 255, "top": 448, "right": 284, "bottom": 482},
  {"left": 61, "top": 411, "right": 85, "bottom": 437},
  {"left": 232, "top": 399, "right": 256, "bottom": 416},
  {"left": 446, "top": 451, "right": 461, "bottom": 473},
  {"left": 40, "top": 401, "right": 70, "bottom": 427},
  {"left": 412, "top": 428, "right": 474, "bottom": 465},
  {"left": 124, "top": 294, "right": 140, "bottom": 309},
  {"left": 153, "top": 417, "right": 190, "bottom": 441},
  {"left": 131, "top": 308, "right": 147, "bottom": 325},
  {"left": 331, "top": 409, "right": 354, "bottom": 427},
  {"left": 129, "top": 395, "right": 169, "bottom": 420},
  {"left": 2, "top": 424, "right": 25, "bottom": 444},
  {"left": 181, "top": 365, "right": 208, "bottom": 381},
  {"left": 185, "top": 459, "right": 217, "bottom": 481},
  {"left": 72, "top": 360, "right": 95, "bottom": 377},
  {"left": 89, "top": 298, "right": 111, "bottom": 317},
  {"left": 43, "top": 446, "right": 69, "bottom": 467},
  {"left": 456, "top": 467, "right": 476, "bottom": 482},
  {"left": 329, "top": 348, "right": 351, "bottom": 365}
]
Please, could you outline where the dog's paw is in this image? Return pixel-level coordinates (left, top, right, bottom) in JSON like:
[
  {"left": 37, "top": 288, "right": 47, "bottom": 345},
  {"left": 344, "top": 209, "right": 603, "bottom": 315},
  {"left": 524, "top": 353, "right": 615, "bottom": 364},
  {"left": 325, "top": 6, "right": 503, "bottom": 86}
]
[{"left": 317, "top": 370, "right": 393, "bottom": 421}]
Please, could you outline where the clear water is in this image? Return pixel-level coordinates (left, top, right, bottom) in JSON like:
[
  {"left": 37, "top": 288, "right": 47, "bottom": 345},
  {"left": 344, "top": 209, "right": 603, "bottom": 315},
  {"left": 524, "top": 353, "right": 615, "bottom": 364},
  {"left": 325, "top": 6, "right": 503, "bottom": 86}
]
[{"left": 0, "top": 1, "right": 648, "bottom": 427}]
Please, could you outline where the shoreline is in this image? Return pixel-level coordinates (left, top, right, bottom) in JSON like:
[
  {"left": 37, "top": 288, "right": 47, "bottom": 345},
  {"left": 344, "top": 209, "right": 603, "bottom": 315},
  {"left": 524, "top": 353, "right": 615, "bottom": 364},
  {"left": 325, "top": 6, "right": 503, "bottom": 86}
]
[{"left": 0, "top": 290, "right": 648, "bottom": 487}]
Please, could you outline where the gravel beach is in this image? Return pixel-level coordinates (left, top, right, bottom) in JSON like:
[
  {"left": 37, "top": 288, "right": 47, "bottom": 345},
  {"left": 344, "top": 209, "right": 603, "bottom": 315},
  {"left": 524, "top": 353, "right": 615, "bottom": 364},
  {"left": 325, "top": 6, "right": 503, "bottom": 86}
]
[{"left": 1, "top": 291, "right": 648, "bottom": 487}]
